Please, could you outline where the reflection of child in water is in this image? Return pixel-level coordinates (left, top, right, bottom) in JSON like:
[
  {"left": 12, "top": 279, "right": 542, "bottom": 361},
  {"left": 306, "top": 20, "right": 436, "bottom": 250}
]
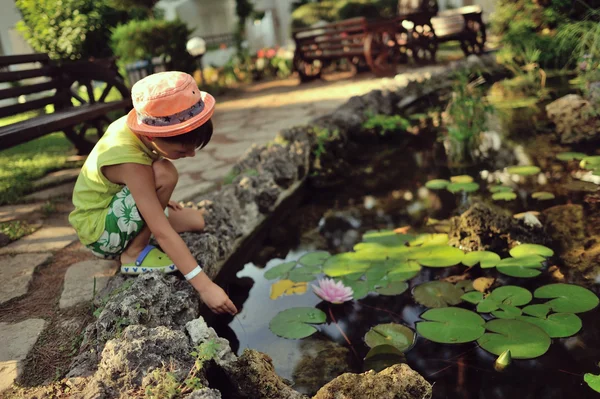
[{"left": 69, "top": 71, "right": 237, "bottom": 315}]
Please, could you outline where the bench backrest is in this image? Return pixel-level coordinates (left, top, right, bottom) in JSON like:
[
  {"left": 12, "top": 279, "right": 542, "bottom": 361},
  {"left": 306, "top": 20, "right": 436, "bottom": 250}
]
[
  {"left": 431, "top": 5, "right": 483, "bottom": 38},
  {"left": 0, "top": 54, "right": 66, "bottom": 121},
  {"left": 292, "top": 17, "right": 369, "bottom": 60}
]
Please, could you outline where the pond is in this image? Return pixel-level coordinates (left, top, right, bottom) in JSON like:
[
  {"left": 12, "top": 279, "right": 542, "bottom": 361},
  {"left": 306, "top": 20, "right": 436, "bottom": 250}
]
[{"left": 211, "top": 82, "right": 600, "bottom": 398}]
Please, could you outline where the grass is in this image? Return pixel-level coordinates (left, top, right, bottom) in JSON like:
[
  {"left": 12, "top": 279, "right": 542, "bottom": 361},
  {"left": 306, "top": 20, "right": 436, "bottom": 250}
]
[{"left": 0, "top": 220, "right": 38, "bottom": 241}]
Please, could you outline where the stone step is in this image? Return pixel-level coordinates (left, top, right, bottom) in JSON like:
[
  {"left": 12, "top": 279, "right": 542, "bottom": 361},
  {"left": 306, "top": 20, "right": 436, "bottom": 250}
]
[
  {"left": 31, "top": 168, "right": 80, "bottom": 190},
  {"left": 0, "top": 253, "right": 52, "bottom": 305},
  {"left": 60, "top": 259, "right": 119, "bottom": 309},
  {"left": 24, "top": 181, "right": 76, "bottom": 203}
]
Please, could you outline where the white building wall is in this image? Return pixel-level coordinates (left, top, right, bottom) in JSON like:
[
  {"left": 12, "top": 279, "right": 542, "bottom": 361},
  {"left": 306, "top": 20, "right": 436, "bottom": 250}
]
[{"left": 0, "top": 0, "right": 33, "bottom": 56}]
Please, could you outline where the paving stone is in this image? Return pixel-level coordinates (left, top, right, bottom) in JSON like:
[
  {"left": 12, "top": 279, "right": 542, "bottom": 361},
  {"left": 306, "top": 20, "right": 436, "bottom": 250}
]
[
  {"left": 59, "top": 259, "right": 119, "bottom": 309},
  {"left": 211, "top": 141, "right": 253, "bottom": 161},
  {"left": 173, "top": 179, "right": 218, "bottom": 203},
  {"left": 200, "top": 163, "right": 237, "bottom": 181},
  {"left": 0, "top": 225, "right": 77, "bottom": 255},
  {"left": 0, "top": 318, "right": 46, "bottom": 393},
  {"left": 0, "top": 203, "right": 44, "bottom": 223},
  {"left": 0, "top": 253, "right": 52, "bottom": 305},
  {"left": 31, "top": 168, "right": 80, "bottom": 190},
  {"left": 24, "top": 181, "right": 75, "bottom": 202},
  {"left": 172, "top": 153, "right": 222, "bottom": 175}
]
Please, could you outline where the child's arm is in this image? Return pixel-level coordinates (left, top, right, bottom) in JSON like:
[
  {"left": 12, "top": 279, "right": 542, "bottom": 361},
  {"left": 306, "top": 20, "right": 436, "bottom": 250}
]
[{"left": 119, "top": 162, "right": 237, "bottom": 315}]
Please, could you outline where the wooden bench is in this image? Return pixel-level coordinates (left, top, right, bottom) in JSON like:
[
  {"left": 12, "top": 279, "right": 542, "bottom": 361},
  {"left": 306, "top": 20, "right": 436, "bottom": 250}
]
[
  {"left": 431, "top": 6, "right": 486, "bottom": 57},
  {"left": 0, "top": 53, "right": 132, "bottom": 154}
]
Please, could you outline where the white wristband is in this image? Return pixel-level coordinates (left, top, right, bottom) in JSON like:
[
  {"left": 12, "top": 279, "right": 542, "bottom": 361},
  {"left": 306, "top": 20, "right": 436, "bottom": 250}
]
[{"left": 184, "top": 265, "right": 203, "bottom": 281}]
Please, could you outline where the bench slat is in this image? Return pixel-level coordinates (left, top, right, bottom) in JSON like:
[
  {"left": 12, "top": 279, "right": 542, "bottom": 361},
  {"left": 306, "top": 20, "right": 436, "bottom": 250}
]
[
  {"left": 0, "top": 54, "right": 50, "bottom": 67},
  {"left": 0, "top": 80, "right": 59, "bottom": 101},
  {"left": 0, "top": 100, "right": 131, "bottom": 150},
  {"left": 0, "top": 66, "right": 57, "bottom": 83},
  {"left": 0, "top": 96, "right": 56, "bottom": 119}
]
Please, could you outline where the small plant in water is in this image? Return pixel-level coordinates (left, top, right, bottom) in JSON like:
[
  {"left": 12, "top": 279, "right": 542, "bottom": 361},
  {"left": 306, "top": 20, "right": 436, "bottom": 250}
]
[
  {"left": 362, "top": 111, "right": 411, "bottom": 136},
  {"left": 312, "top": 278, "right": 354, "bottom": 304}
]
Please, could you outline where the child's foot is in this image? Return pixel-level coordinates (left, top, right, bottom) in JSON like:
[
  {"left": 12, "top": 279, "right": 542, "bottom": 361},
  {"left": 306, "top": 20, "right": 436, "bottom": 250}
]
[{"left": 120, "top": 245, "right": 177, "bottom": 275}]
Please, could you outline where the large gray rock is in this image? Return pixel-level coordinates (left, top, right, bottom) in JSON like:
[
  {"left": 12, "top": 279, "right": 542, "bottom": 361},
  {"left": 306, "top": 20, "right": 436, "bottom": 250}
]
[
  {"left": 312, "top": 364, "right": 432, "bottom": 399},
  {"left": 546, "top": 94, "right": 600, "bottom": 143},
  {"left": 186, "top": 317, "right": 236, "bottom": 367},
  {"left": 68, "top": 273, "right": 200, "bottom": 378},
  {"left": 185, "top": 388, "right": 222, "bottom": 399}
]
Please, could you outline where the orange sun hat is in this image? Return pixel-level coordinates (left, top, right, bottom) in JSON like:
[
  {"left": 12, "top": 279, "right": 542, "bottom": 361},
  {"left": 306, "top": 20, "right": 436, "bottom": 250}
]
[{"left": 126, "top": 71, "right": 215, "bottom": 137}]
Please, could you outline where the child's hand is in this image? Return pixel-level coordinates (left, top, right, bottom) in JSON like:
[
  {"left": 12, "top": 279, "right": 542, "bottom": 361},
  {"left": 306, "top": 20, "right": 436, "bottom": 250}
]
[
  {"left": 198, "top": 282, "right": 238, "bottom": 315},
  {"left": 167, "top": 200, "right": 183, "bottom": 210}
]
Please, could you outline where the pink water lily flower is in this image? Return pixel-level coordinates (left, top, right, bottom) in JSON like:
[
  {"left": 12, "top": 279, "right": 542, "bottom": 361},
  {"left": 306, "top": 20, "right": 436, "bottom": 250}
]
[{"left": 312, "top": 278, "right": 354, "bottom": 304}]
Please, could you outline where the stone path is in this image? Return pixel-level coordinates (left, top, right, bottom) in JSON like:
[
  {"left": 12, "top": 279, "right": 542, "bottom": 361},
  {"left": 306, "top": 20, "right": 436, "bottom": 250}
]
[{"left": 0, "top": 66, "right": 441, "bottom": 393}]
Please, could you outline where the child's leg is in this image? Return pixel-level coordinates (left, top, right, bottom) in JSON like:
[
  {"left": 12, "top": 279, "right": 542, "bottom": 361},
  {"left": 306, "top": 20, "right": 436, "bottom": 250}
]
[
  {"left": 167, "top": 207, "right": 205, "bottom": 233},
  {"left": 120, "top": 159, "right": 178, "bottom": 265}
]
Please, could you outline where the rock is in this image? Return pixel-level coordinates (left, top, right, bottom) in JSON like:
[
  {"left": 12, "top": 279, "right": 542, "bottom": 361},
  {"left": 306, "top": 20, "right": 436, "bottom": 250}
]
[
  {"left": 448, "top": 202, "right": 548, "bottom": 254},
  {"left": 68, "top": 273, "right": 200, "bottom": 378},
  {"left": 221, "top": 349, "right": 308, "bottom": 399},
  {"left": 184, "top": 388, "right": 222, "bottom": 399},
  {"left": 292, "top": 337, "right": 353, "bottom": 396},
  {"left": 186, "top": 317, "right": 237, "bottom": 367},
  {"left": 312, "top": 363, "right": 432, "bottom": 399},
  {"left": 543, "top": 204, "right": 600, "bottom": 283},
  {"left": 0, "top": 232, "right": 10, "bottom": 247},
  {"left": 546, "top": 94, "right": 600, "bottom": 143}
]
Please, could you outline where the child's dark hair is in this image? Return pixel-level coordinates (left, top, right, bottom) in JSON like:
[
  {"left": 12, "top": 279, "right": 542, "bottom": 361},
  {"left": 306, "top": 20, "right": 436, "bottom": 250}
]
[{"left": 159, "top": 119, "right": 213, "bottom": 149}]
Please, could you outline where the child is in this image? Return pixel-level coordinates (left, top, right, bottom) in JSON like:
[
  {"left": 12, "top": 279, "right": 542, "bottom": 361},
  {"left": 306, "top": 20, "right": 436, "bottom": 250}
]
[{"left": 69, "top": 71, "right": 237, "bottom": 315}]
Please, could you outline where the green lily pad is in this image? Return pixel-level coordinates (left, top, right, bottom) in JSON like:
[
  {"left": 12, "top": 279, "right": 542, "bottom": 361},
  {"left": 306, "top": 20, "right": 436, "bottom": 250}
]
[
  {"left": 361, "top": 230, "right": 414, "bottom": 247},
  {"left": 365, "top": 267, "right": 387, "bottom": 282},
  {"left": 461, "top": 291, "right": 484, "bottom": 304},
  {"left": 534, "top": 283, "right": 599, "bottom": 313},
  {"left": 522, "top": 304, "right": 552, "bottom": 318},
  {"left": 364, "top": 344, "right": 405, "bottom": 359},
  {"left": 489, "top": 185, "right": 514, "bottom": 193},
  {"left": 410, "top": 245, "right": 465, "bottom": 267},
  {"left": 496, "top": 255, "right": 545, "bottom": 278},
  {"left": 462, "top": 251, "right": 501, "bottom": 268},
  {"left": 343, "top": 280, "right": 369, "bottom": 300},
  {"left": 556, "top": 152, "right": 587, "bottom": 161},
  {"left": 492, "top": 192, "right": 517, "bottom": 201},
  {"left": 581, "top": 156, "right": 600, "bottom": 169},
  {"left": 518, "top": 313, "right": 582, "bottom": 338},
  {"left": 363, "top": 345, "right": 406, "bottom": 372},
  {"left": 413, "top": 281, "right": 464, "bottom": 308},
  {"left": 298, "top": 251, "right": 331, "bottom": 267},
  {"left": 509, "top": 244, "right": 554, "bottom": 258},
  {"left": 477, "top": 319, "right": 551, "bottom": 359},
  {"left": 264, "top": 261, "right": 297, "bottom": 280},
  {"left": 269, "top": 308, "right": 327, "bottom": 339},
  {"left": 456, "top": 280, "right": 474, "bottom": 292},
  {"left": 425, "top": 179, "right": 450, "bottom": 190},
  {"left": 417, "top": 307, "right": 485, "bottom": 344},
  {"left": 451, "top": 175, "right": 474, "bottom": 183},
  {"left": 532, "top": 191, "right": 555, "bottom": 200},
  {"left": 386, "top": 260, "right": 422, "bottom": 281},
  {"left": 477, "top": 297, "right": 500, "bottom": 313},
  {"left": 376, "top": 281, "right": 409, "bottom": 296},
  {"left": 585, "top": 373, "right": 600, "bottom": 393},
  {"left": 409, "top": 234, "right": 449, "bottom": 247},
  {"left": 489, "top": 286, "right": 533, "bottom": 307},
  {"left": 323, "top": 252, "right": 373, "bottom": 277},
  {"left": 506, "top": 165, "right": 541, "bottom": 176},
  {"left": 492, "top": 304, "right": 523, "bottom": 319},
  {"left": 288, "top": 267, "right": 320, "bottom": 282},
  {"left": 447, "top": 182, "right": 480, "bottom": 193},
  {"left": 364, "top": 323, "right": 415, "bottom": 352}
]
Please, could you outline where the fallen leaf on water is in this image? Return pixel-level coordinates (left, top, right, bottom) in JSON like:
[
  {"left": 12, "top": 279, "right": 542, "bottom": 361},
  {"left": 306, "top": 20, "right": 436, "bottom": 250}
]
[
  {"left": 443, "top": 274, "right": 471, "bottom": 283},
  {"left": 473, "top": 277, "right": 495, "bottom": 293},
  {"left": 270, "top": 279, "right": 308, "bottom": 300},
  {"left": 394, "top": 226, "right": 412, "bottom": 234}
]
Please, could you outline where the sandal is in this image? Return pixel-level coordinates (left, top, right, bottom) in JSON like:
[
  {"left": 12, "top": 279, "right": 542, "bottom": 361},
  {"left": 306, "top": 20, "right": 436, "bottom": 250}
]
[{"left": 121, "top": 245, "right": 177, "bottom": 275}]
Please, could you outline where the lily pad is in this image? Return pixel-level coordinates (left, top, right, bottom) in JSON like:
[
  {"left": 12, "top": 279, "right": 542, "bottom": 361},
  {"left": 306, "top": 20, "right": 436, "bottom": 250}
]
[
  {"left": 364, "top": 344, "right": 405, "bottom": 359},
  {"left": 376, "top": 281, "right": 409, "bottom": 296},
  {"left": 492, "top": 304, "right": 523, "bottom": 319},
  {"left": 584, "top": 373, "right": 600, "bottom": 393},
  {"left": 461, "top": 291, "right": 484, "bottom": 304},
  {"left": 323, "top": 252, "right": 373, "bottom": 277},
  {"left": 269, "top": 308, "right": 327, "bottom": 339},
  {"left": 386, "top": 260, "right": 422, "bottom": 281},
  {"left": 518, "top": 313, "right": 582, "bottom": 338},
  {"left": 270, "top": 280, "right": 308, "bottom": 300},
  {"left": 489, "top": 286, "right": 532, "bottom": 307},
  {"left": 413, "top": 281, "right": 464, "bottom": 308},
  {"left": 509, "top": 244, "right": 554, "bottom": 258},
  {"left": 264, "top": 261, "right": 297, "bottom": 280},
  {"left": 462, "top": 251, "right": 501, "bottom": 268},
  {"left": 477, "top": 319, "right": 551, "bottom": 359},
  {"left": 417, "top": 307, "right": 485, "bottom": 344},
  {"left": 556, "top": 152, "right": 587, "bottom": 161},
  {"left": 288, "top": 267, "right": 320, "bottom": 282},
  {"left": 409, "top": 234, "right": 449, "bottom": 247},
  {"left": 298, "top": 251, "right": 331, "bottom": 267},
  {"left": 473, "top": 277, "right": 495, "bottom": 292},
  {"left": 456, "top": 280, "right": 474, "bottom": 292},
  {"left": 425, "top": 179, "right": 450, "bottom": 190},
  {"left": 506, "top": 165, "right": 541, "bottom": 176},
  {"left": 451, "top": 175, "right": 474, "bottom": 183},
  {"left": 496, "top": 255, "right": 545, "bottom": 278},
  {"left": 532, "top": 191, "right": 555, "bottom": 200},
  {"left": 477, "top": 297, "right": 500, "bottom": 313},
  {"left": 364, "top": 323, "right": 415, "bottom": 352},
  {"left": 581, "top": 156, "right": 600, "bottom": 170},
  {"left": 492, "top": 192, "right": 517, "bottom": 201},
  {"left": 522, "top": 304, "right": 552, "bottom": 318},
  {"left": 447, "top": 182, "right": 480, "bottom": 193},
  {"left": 410, "top": 245, "right": 464, "bottom": 267},
  {"left": 489, "top": 185, "right": 514, "bottom": 193},
  {"left": 344, "top": 280, "right": 369, "bottom": 300},
  {"left": 361, "top": 230, "right": 413, "bottom": 247},
  {"left": 534, "top": 283, "right": 599, "bottom": 313}
]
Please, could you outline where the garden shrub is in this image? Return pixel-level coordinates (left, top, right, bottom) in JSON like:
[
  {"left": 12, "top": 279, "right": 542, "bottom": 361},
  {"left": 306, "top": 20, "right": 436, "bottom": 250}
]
[
  {"left": 291, "top": 0, "right": 398, "bottom": 28},
  {"left": 110, "top": 18, "right": 195, "bottom": 74}
]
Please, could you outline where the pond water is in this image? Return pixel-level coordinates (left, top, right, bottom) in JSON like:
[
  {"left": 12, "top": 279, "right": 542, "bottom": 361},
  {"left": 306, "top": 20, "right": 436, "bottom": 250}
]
[{"left": 211, "top": 84, "right": 600, "bottom": 398}]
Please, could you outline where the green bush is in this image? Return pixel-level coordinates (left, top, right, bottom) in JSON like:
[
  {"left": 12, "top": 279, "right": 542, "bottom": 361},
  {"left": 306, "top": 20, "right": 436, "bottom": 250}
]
[
  {"left": 291, "top": 0, "right": 397, "bottom": 28},
  {"left": 15, "top": 0, "right": 129, "bottom": 60},
  {"left": 110, "top": 18, "right": 195, "bottom": 74}
]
